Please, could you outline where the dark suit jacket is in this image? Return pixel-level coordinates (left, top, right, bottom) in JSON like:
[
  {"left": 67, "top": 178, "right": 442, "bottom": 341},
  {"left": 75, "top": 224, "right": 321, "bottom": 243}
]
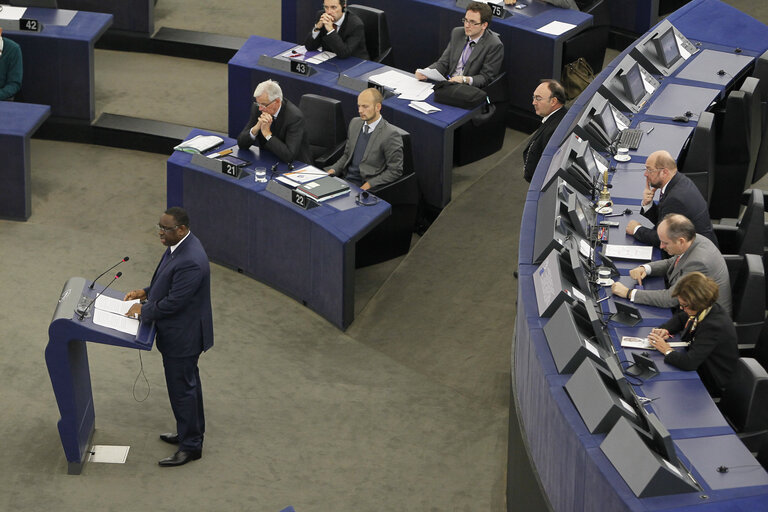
[
  {"left": 634, "top": 235, "right": 732, "bottom": 315},
  {"left": 523, "top": 107, "right": 567, "bottom": 183},
  {"left": 325, "top": 117, "right": 403, "bottom": 189},
  {"left": 142, "top": 232, "right": 214, "bottom": 358},
  {"left": 635, "top": 172, "right": 718, "bottom": 248},
  {"left": 237, "top": 98, "right": 313, "bottom": 165},
  {"left": 303, "top": 10, "right": 369, "bottom": 60},
  {"left": 660, "top": 303, "right": 739, "bottom": 395},
  {"left": 429, "top": 26, "right": 504, "bottom": 89}
]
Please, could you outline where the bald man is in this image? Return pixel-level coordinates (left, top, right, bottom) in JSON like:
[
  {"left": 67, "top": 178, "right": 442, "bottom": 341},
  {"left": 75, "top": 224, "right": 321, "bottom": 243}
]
[
  {"left": 326, "top": 88, "right": 403, "bottom": 190},
  {"left": 626, "top": 150, "right": 717, "bottom": 250}
]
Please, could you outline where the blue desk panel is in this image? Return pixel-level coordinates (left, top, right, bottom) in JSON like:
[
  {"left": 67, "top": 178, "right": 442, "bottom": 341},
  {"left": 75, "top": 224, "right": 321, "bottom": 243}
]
[
  {"left": 0, "top": 102, "right": 51, "bottom": 220},
  {"left": 58, "top": 0, "right": 153, "bottom": 33},
  {"left": 3, "top": 8, "right": 113, "bottom": 120},
  {"left": 228, "top": 35, "right": 480, "bottom": 208},
  {"left": 280, "top": 0, "right": 592, "bottom": 122},
  {"left": 167, "top": 130, "right": 391, "bottom": 330},
  {"left": 512, "top": 1, "right": 768, "bottom": 510}
]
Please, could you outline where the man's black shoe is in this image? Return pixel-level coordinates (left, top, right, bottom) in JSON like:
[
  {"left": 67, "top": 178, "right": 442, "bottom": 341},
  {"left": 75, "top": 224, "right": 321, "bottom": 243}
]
[
  {"left": 158, "top": 450, "right": 201, "bottom": 467},
  {"left": 159, "top": 433, "right": 179, "bottom": 445}
]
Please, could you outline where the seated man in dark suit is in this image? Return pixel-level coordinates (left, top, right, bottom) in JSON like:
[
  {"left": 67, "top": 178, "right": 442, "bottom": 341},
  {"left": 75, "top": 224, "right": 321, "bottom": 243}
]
[
  {"left": 303, "top": 0, "right": 369, "bottom": 60},
  {"left": 626, "top": 150, "right": 718, "bottom": 250},
  {"left": 325, "top": 88, "right": 403, "bottom": 191},
  {"left": 523, "top": 79, "right": 568, "bottom": 183},
  {"left": 414, "top": 2, "right": 503, "bottom": 89},
  {"left": 0, "top": 28, "right": 23, "bottom": 101},
  {"left": 237, "top": 79, "right": 313, "bottom": 165}
]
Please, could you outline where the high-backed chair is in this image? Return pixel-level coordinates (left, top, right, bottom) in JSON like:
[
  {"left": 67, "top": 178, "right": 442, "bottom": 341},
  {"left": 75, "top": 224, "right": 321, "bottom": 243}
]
[
  {"left": 299, "top": 94, "right": 346, "bottom": 168},
  {"left": 751, "top": 318, "right": 768, "bottom": 372},
  {"left": 678, "top": 111, "right": 715, "bottom": 204},
  {"left": 453, "top": 72, "right": 508, "bottom": 166},
  {"left": 729, "top": 254, "right": 766, "bottom": 350},
  {"left": 713, "top": 189, "right": 765, "bottom": 256},
  {"left": 355, "top": 126, "right": 418, "bottom": 267},
  {"left": 710, "top": 78, "right": 761, "bottom": 219},
  {"left": 751, "top": 49, "right": 768, "bottom": 182},
  {"left": 346, "top": 5, "right": 391, "bottom": 64},
  {"left": 717, "top": 357, "right": 768, "bottom": 452}
]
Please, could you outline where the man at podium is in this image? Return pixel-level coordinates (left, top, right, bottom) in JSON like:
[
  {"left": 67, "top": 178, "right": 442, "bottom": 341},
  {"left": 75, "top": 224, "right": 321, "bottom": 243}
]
[{"left": 124, "top": 207, "right": 214, "bottom": 467}]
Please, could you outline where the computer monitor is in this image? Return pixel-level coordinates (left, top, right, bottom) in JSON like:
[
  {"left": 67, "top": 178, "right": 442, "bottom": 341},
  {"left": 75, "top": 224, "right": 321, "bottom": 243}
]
[
  {"left": 564, "top": 188, "right": 596, "bottom": 240},
  {"left": 533, "top": 177, "right": 595, "bottom": 264},
  {"left": 654, "top": 26, "right": 682, "bottom": 69},
  {"left": 543, "top": 133, "right": 603, "bottom": 199},
  {"left": 620, "top": 62, "right": 647, "bottom": 106},
  {"left": 568, "top": 93, "right": 631, "bottom": 155},
  {"left": 595, "top": 100, "right": 621, "bottom": 143},
  {"left": 532, "top": 244, "right": 594, "bottom": 317}
]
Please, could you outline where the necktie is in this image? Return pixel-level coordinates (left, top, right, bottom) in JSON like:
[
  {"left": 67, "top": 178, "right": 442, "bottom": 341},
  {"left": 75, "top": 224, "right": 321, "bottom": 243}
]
[
  {"left": 455, "top": 40, "right": 475, "bottom": 76},
  {"left": 363, "top": 125, "right": 369, "bottom": 135},
  {"left": 333, "top": 23, "right": 338, "bottom": 32}
]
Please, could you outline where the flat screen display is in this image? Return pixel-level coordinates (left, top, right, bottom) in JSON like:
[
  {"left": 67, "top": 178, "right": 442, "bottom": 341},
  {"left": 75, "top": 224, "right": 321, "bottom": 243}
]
[
  {"left": 619, "top": 63, "right": 646, "bottom": 106},
  {"left": 653, "top": 27, "right": 682, "bottom": 69}
]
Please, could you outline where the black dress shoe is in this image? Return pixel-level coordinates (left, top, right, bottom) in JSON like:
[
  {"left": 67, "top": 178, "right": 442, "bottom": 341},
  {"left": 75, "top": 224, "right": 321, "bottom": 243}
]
[
  {"left": 158, "top": 450, "right": 201, "bottom": 467},
  {"left": 159, "top": 433, "right": 179, "bottom": 444}
]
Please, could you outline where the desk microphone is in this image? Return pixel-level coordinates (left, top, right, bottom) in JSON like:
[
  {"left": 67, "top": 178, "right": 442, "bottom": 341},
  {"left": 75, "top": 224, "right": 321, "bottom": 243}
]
[
  {"left": 89, "top": 256, "right": 129, "bottom": 289},
  {"left": 77, "top": 272, "right": 122, "bottom": 320}
]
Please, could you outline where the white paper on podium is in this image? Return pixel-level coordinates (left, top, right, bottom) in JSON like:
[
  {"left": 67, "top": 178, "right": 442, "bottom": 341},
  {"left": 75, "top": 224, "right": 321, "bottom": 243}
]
[
  {"left": 0, "top": 6, "right": 27, "bottom": 20},
  {"left": 93, "top": 295, "right": 140, "bottom": 335},
  {"left": 537, "top": 21, "right": 576, "bottom": 36},
  {"left": 603, "top": 244, "right": 653, "bottom": 261}
]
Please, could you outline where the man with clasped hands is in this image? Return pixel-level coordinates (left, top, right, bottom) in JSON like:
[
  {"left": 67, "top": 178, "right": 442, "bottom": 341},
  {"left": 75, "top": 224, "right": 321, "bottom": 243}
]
[{"left": 303, "top": 0, "right": 369, "bottom": 60}]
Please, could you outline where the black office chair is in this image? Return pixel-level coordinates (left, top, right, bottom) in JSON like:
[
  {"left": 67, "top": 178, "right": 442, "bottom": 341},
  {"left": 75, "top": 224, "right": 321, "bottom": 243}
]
[
  {"left": 678, "top": 111, "right": 715, "bottom": 204},
  {"left": 728, "top": 253, "right": 766, "bottom": 350},
  {"left": 453, "top": 72, "right": 508, "bottom": 166},
  {"left": 749, "top": 318, "right": 768, "bottom": 373},
  {"left": 355, "top": 126, "right": 419, "bottom": 268},
  {"left": 710, "top": 78, "right": 761, "bottom": 219},
  {"left": 346, "top": 5, "right": 392, "bottom": 64},
  {"left": 8, "top": 0, "right": 58, "bottom": 7},
  {"left": 299, "top": 94, "right": 346, "bottom": 168},
  {"left": 713, "top": 189, "right": 765, "bottom": 256},
  {"left": 717, "top": 357, "right": 768, "bottom": 452},
  {"left": 751, "top": 49, "right": 768, "bottom": 183}
]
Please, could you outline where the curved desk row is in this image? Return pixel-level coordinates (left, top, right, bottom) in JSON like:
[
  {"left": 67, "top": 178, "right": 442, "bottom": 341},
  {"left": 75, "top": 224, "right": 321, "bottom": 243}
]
[
  {"left": 167, "top": 130, "right": 391, "bottom": 330},
  {"left": 511, "top": 1, "right": 768, "bottom": 510}
]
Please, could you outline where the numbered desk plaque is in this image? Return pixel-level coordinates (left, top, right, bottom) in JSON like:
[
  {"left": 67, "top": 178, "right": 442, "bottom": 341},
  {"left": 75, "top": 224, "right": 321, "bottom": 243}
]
[
  {"left": 290, "top": 60, "right": 310, "bottom": 76},
  {"left": 291, "top": 190, "right": 318, "bottom": 210},
  {"left": 19, "top": 18, "right": 42, "bottom": 32}
]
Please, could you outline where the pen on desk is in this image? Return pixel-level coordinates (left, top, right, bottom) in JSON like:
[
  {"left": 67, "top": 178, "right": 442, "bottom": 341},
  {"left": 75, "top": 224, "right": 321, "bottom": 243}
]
[
  {"left": 596, "top": 295, "right": 610, "bottom": 304},
  {"left": 646, "top": 126, "right": 654, "bottom": 135},
  {"left": 216, "top": 149, "right": 233, "bottom": 157}
]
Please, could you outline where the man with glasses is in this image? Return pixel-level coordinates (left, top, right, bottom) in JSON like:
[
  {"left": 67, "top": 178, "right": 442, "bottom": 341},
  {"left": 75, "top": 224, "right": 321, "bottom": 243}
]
[
  {"left": 303, "top": 0, "right": 368, "bottom": 60},
  {"left": 523, "top": 79, "right": 567, "bottom": 182},
  {"left": 237, "top": 79, "right": 313, "bottom": 165},
  {"left": 0, "top": 27, "right": 22, "bottom": 101},
  {"left": 611, "top": 213, "right": 731, "bottom": 315},
  {"left": 414, "top": 2, "right": 503, "bottom": 89},
  {"left": 626, "top": 150, "right": 717, "bottom": 250},
  {"left": 124, "top": 207, "right": 214, "bottom": 467}
]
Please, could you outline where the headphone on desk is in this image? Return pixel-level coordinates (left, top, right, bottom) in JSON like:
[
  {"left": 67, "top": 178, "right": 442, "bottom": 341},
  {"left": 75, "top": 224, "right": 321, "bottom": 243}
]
[{"left": 355, "top": 190, "right": 379, "bottom": 206}]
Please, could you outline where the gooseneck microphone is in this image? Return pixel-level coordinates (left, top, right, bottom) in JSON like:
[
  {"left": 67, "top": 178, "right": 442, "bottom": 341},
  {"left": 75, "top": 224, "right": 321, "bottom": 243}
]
[
  {"left": 89, "top": 256, "right": 129, "bottom": 289},
  {"left": 77, "top": 272, "right": 122, "bottom": 320}
]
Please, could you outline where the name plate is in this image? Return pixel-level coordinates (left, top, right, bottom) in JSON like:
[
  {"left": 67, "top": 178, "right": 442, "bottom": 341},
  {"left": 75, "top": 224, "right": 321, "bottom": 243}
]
[
  {"left": 487, "top": 3, "right": 504, "bottom": 18},
  {"left": 221, "top": 160, "right": 245, "bottom": 178},
  {"left": 19, "top": 18, "right": 42, "bottom": 32},
  {"left": 291, "top": 190, "right": 318, "bottom": 210},
  {"left": 290, "top": 60, "right": 311, "bottom": 76}
]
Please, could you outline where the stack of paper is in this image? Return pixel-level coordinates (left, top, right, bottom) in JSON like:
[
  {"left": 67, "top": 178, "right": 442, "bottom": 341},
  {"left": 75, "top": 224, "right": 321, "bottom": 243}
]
[
  {"left": 276, "top": 165, "right": 329, "bottom": 187},
  {"left": 93, "top": 295, "right": 140, "bottom": 335},
  {"left": 368, "top": 70, "right": 434, "bottom": 101},
  {"left": 174, "top": 135, "right": 223, "bottom": 154},
  {"left": 408, "top": 101, "right": 441, "bottom": 114}
]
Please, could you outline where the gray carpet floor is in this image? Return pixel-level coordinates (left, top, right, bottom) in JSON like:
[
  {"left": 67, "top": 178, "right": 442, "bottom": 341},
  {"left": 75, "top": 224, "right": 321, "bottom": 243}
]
[{"left": 1, "top": 0, "right": 766, "bottom": 511}]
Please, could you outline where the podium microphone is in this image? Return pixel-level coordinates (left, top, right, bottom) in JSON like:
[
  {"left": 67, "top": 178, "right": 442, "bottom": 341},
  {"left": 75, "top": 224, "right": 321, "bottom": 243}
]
[
  {"left": 77, "top": 272, "right": 122, "bottom": 320},
  {"left": 89, "top": 256, "right": 129, "bottom": 289}
]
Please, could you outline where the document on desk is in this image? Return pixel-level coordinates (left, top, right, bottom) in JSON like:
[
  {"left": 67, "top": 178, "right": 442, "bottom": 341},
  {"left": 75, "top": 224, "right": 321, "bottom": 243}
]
[
  {"left": 93, "top": 295, "right": 140, "bottom": 335},
  {"left": 369, "top": 70, "right": 434, "bottom": 101},
  {"left": 0, "top": 6, "right": 27, "bottom": 20},
  {"left": 408, "top": 101, "right": 441, "bottom": 114},
  {"left": 537, "top": 21, "right": 576, "bottom": 36},
  {"left": 275, "top": 165, "right": 328, "bottom": 187},
  {"left": 621, "top": 336, "right": 689, "bottom": 350},
  {"left": 604, "top": 244, "right": 653, "bottom": 261},
  {"left": 174, "top": 134, "right": 223, "bottom": 154}
]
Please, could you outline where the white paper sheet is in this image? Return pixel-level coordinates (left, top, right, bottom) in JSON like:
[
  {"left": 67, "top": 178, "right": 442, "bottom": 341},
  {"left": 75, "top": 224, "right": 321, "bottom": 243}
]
[
  {"left": 0, "top": 6, "right": 27, "bottom": 20},
  {"left": 537, "top": 21, "right": 576, "bottom": 36},
  {"left": 93, "top": 295, "right": 140, "bottom": 335},
  {"left": 408, "top": 101, "right": 441, "bottom": 114},
  {"left": 415, "top": 67, "right": 446, "bottom": 82},
  {"left": 604, "top": 244, "right": 653, "bottom": 261}
]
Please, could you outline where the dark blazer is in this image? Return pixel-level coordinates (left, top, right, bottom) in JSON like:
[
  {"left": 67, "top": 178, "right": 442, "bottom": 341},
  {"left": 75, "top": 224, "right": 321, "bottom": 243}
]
[
  {"left": 429, "top": 26, "right": 504, "bottom": 89},
  {"left": 660, "top": 303, "right": 739, "bottom": 395},
  {"left": 142, "top": 232, "right": 214, "bottom": 358},
  {"left": 325, "top": 117, "right": 404, "bottom": 189},
  {"left": 523, "top": 106, "right": 567, "bottom": 183},
  {"left": 634, "top": 235, "right": 732, "bottom": 315},
  {"left": 635, "top": 172, "right": 718, "bottom": 248},
  {"left": 303, "top": 10, "right": 369, "bottom": 60},
  {"left": 237, "top": 98, "right": 313, "bottom": 165}
]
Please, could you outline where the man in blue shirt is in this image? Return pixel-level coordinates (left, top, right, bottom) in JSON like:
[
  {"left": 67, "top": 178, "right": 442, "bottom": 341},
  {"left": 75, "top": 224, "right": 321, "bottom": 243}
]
[{"left": 0, "top": 28, "right": 23, "bottom": 101}]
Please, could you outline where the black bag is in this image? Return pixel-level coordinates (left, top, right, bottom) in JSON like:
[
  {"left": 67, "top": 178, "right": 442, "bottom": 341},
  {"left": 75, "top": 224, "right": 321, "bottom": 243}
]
[{"left": 433, "top": 81, "right": 488, "bottom": 109}]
